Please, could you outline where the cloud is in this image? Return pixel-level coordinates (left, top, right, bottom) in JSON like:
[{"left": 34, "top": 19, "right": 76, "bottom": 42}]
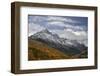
[
  {"left": 28, "top": 15, "right": 47, "bottom": 24},
  {"left": 47, "top": 16, "right": 79, "bottom": 23},
  {"left": 53, "top": 28, "right": 87, "bottom": 40},
  {"left": 47, "top": 20, "right": 84, "bottom": 31},
  {"left": 73, "top": 31, "right": 86, "bottom": 36},
  {"left": 48, "top": 21, "right": 64, "bottom": 25},
  {"left": 28, "top": 15, "right": 88, "bottom": 46},
  {"left": 51, "top": 28, "right": 87, "bottom": 46},
  {"left": 65, "top": 24, "right": 85, "bottom": 31},
  {"left": 28, "top": 23, "right": 45, "bottom": 36},
  {"left": 28, "top": 15, "right": 87, "bottom": 32}
]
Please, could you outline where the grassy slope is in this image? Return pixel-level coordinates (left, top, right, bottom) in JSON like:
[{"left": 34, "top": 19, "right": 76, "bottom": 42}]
[
  {"left": 71, "top": 50, "right": 88, "bottom": 58},
  {"left": 28, "top": 39, "right": 71, "bottom": 60}
]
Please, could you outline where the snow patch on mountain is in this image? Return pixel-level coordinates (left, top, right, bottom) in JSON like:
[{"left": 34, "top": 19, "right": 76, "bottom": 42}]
[{"left": 29, "top": 29, "right": 87, "bottom": 47}]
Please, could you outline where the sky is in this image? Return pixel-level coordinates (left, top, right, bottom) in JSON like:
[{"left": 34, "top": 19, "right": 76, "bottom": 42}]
[{"left": 28, "top": 15, "right": 88, "bottom": 46}]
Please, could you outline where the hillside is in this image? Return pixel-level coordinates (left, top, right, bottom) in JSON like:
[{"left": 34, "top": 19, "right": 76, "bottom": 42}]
[
  {"left": 71, "top": 50, "right": 88, "bottom": 59},
  {"left": 28, "top": 39, "right": 71, "bottom": 60},
  {"left": 29, "top": 29, "right": 87, "bottom": 56},
  {"left": 28, "top": 29, "right": 88, "bottom": 60}
]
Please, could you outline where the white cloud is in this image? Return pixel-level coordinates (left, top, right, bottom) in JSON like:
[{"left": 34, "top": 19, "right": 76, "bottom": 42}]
[
  {"left": 28, "top": 23, "right": 45, "bottom": 36},
  {"left": 47, "top": 16, "right": 79, "bottom": 23},
  {"left": 48, "top": 21, "right": 64, "bottom": 25},
  {"left": 65, "top": 29, "right": 86, "bottom": 36},
  {"left": 51, "top": 28, "right": 87, "bottom": 46},
  {"left": 73, "top": 31, "right": 86, "bottom": 36},
  {"left": 47, "top": 18, "right": 84, "bottom": 31},
  {"left": 47, "top": 16, "right": 66, "bottom": 21},
  {"left": 28, "top": 15, "right": 88, "bottom": 46},
  {"left": 61, "top": 28, "right": 87, "bottom": 40}
]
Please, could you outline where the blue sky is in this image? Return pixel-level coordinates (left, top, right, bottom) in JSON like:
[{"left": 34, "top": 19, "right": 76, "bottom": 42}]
[{"left": 28, "top": 15, "right": 88, "bottom": 46}]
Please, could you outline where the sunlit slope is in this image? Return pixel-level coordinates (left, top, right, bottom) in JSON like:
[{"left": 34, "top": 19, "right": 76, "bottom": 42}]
[{"left": 28, "top": 39, "right": 71, "bottom": 60}]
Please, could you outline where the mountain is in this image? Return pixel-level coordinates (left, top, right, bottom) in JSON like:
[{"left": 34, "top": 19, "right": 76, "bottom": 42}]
[
  {"left": 28, "top": 39, "right": 71, "bottom": 60},
  {"left": 30, "top": 29, "right": 60, "bottom": 44},
  {"left": 29, "top": 29, "right": 87, "bottom": 56},
  {"left": 30, "top": 29, "right": 82, "bottom": 46}
]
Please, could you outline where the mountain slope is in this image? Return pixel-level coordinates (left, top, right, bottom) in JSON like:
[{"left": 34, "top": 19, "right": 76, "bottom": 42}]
[
  {"left": 71, "top": 50, "right": 88, "bottom": 58},
  {"left": 28, "top": 39, "right": 71, "bottom": 60},
  {"left": 29, "top": 29, "right": 87, "bottom": 56}
]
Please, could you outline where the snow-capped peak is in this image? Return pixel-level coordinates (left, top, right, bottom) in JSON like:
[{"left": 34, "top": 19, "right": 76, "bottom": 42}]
[
  {"left": 30, "top": 29, "right": 60, "bottom": 43},
  {"left": 29, "top": 29, "right": 84, "bottom": 46},
  {"left": 38, "top": 29, "right": 51, "bottom": 34}
]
